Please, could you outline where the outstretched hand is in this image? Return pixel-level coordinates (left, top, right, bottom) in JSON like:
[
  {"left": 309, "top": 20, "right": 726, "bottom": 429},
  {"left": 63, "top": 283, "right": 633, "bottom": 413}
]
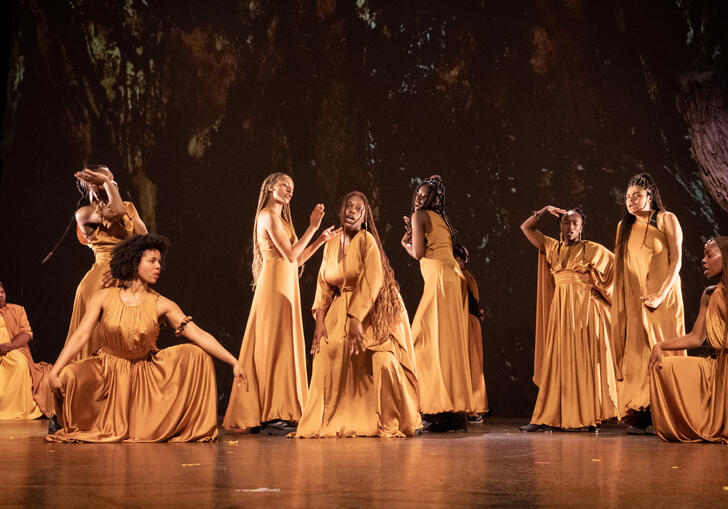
[
  {"left": 310, "top": 204, "right": 325, "bottom": 229},
  {"left": 318, "top": 226, "right": 342, "bottom": 244}
]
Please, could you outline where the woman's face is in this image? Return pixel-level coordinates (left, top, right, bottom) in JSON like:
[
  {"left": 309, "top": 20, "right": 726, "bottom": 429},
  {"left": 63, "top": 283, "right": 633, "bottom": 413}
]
[
  {"left": 414, "top": 184, "right": 431, "bottom": 211},
  {"left": 702, "top": 240, "right": 723, "bottom": 279},
  {"left": 342, "top": 195, "right": 366, "bottom": 232},
  {"left": 269, "top": 176, "right": 294, "bottom": 205},
  {"left": 625, "top": 185, "right": 650, "bottom": 215},
  {"left": 560, "top": 211, "right": 583, "bottom": 243},
  {"left": 137, "top": 249, "right": 162, "bottom": 285},
  {"left": 0, "top": 285, "right": 6, "bottom": 307}
]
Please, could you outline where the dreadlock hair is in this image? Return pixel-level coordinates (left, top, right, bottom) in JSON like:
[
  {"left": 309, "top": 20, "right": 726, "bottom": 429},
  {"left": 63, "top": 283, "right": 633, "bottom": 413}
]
[
  {"left": 452, "top": 242, "right": 469, "bottom": 264},
  {"left": 251, "top": 173, "right": 294, "bottom": 288},
  {"left": 411, "top": 175, "right": 456, "bottom": 242},
  {"left": 615, "top": 172, "right": 665, "bottom": 285},
  {"left": 110, "top": 233, "right": 170, "bottom": 281},
  {"left": 41, "top": 164, "right": 113, "bottom": 264},
  {"left": 340, "top": 191, "right": 403, "bottom": 345}
]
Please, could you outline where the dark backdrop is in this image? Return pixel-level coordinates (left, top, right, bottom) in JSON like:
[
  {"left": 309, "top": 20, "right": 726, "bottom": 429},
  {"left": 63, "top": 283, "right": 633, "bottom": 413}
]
[{"left": 1, "top": 0, "right": 727, "bottom": 417}]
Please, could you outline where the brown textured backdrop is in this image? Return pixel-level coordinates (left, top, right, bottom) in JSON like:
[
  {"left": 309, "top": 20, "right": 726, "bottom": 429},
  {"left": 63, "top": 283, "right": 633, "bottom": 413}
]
[{"left": 1, "top": 0, "right": 727, "bottom": 416}]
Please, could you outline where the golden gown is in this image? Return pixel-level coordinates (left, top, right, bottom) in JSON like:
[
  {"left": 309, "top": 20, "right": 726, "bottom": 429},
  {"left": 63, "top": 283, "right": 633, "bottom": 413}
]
[
  {"left": 462, "top": 269, "right": 489, "bottom": 414},
  {"left": 50, "top": 288, "right": 219, "bottom": 442},
  {"left": 65, "top": 201, "right": 140, "bottom": 361},
  {"left": 530, "top": 237, "right": 619, "bottom": 428},
  {"left": 295, "top": 231, "right": 421, "bottom": 438},
  {"left": 224, "top": 214, "right": 308, "bottom": 430},
  {"left": 612, "top": 212, "right": 685, "bottom": 414},
  {"left": 411, "top": 210, "right": 485, "bottom": 414},
  {"left": 0, "top": 303, "right": 53, "bottom": 419},
  {"left": 651, "top": 284, "right": 728, "bottom": 442}
]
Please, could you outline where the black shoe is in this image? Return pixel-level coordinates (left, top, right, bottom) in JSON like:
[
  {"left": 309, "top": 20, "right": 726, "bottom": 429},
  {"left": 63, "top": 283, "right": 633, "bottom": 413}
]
[
  {"left": 261, "top": 420, "right": 297, "bottom": 436},
  {"left": 645, "top": 425, "right": 657, "bottom": 436},
  {"left": 625, "top": 425, "right": 647, "bottom": 435},
  {"left": 518, "top": 423, "right": 550, "bottom": 432},
  {"left": 47, "top": 414, "right": 62, "bottom": 435},
  {"left": 467, "top": 413, "right": 484, "bottom": 423}
]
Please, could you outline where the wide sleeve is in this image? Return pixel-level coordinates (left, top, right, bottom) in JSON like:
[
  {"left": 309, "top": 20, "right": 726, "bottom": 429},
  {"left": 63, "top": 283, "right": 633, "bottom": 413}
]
[
  {"left": 311, "top": 241, "right": 336, "bottom": 317},
  {"left": 588, "top": 242, "right": 614, "bottom": 305},
  {"left": 533, "top": 237, "right": 556, "bottom": 387},
  {"left": 347, "top": 232, "right": 383, "bottom": 323},
  {"left": 5, "top": 304, "right": 33, "bottom": 340},
  {"left": 124, "top": 201, "right": 139, "bottom": 221}
]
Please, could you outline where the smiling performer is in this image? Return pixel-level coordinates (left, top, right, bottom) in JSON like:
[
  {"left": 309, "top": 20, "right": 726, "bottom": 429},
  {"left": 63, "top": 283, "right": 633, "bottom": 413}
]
[
  {"left": 402, "top": 175, "right": 485, "bottom": 432},
  {"left": 649, "top": 237, "right": 728, "bottom": 442},
  {"left": 224, "top": 173, "right": 337, "bottom": 434},
  {"left": 58, "top": 165, "right": 147, "bottom": 361},
  {"left": 296, "top": 191, "right": 420, "bottom": 438},
  {"left": 612, "top": 173, "right": 685, "bottom": 434},
  {"left": 518, "top": 206, "right": 618, "bottom": 432},
  {"left": 47, "top": 234, "right": 245, "bottom": 442}
]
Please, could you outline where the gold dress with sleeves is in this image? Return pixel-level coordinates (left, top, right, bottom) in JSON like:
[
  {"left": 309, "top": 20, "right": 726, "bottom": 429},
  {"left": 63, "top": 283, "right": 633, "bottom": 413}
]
[
  {"left": 223, "top": 213, "right": 308, "bottom": 430},
  {"left": 295, "top": 231, "right": 420, "bottom": 437},
  {"left": 0, "top": 303, "right": 53, "bottom": 419},
  {"left": 411, "top": 210, "right": 485, "bottom": 414},
  {"left": 64, "top": 201, "right": 140, "bottom": 361},
  {"left": 50, "top": 288, "right": 219, "bottom": 442},
  {"left": 530, "top": 237, "right": 619, "bottom": 428},
  {"left": 651, "top": 284, "right": 728, "bottom": 442},
  {"left": 612, "top": 212, "right": 685, "bottom": 414},
  {"left": 462, "top": 269, "right": 489, "bottom": 414}
]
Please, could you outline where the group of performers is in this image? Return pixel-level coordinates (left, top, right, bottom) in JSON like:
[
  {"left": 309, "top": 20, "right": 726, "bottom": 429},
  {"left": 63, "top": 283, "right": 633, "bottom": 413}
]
[{"left": 0, "top": 168, "right": 725, "bottom": 444}]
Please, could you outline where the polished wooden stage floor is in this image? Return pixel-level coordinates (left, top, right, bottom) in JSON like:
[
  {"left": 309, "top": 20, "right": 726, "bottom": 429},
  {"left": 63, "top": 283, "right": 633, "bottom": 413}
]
[{"left": 3, "top": 419, "right": 727, "bottom": 508}]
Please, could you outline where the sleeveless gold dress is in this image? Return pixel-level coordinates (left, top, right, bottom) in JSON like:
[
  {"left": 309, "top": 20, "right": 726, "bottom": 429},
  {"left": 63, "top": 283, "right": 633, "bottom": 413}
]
[
  {"left": 411, "top": 210, "right": 486, "bottom": 414},
  {"left": 51, "top": 288, "right": 218, "bottom": 442},
  {"left": 295, "top": 231, "right": 420, "bottom": 437},
  {"left": 612, "top": 211, "right": 685, "bottom": 414},
  {"left": 651, "top": 284, "right": 728, "bottom": 442},
  {"left": 223, "top": 212, "right": 308, "bottom": 430},
  {"left": 64, "top": 201, "right": 140, "bottom": 360}
]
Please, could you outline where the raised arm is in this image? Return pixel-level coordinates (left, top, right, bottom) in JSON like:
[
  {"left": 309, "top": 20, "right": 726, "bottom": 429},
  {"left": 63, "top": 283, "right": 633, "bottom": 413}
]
[
  {"left": 649, "top": 288, "right": 710, "bottom": 369},
  {"left": 298, "top": 226, "right": 342, "bottom": 266},
  {"left": 260, "top": 205, "right": 324, "bottom": 264},
  {"left": 642, "top": 212, "right": 683, "bottom": 310},
  {"left": 520, "top": 205, "right": 566, "bottom": 251},
  {"left": 48, "top": 290, "right": 107, "bottom": 395},
  {"left": 158, "top": 296, "right": 246, "bottom": 385}
]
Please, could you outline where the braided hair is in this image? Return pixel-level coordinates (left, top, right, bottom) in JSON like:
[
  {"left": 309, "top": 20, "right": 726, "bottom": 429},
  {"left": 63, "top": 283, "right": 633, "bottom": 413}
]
[
  {"left": 411, "top": 175, "right": 456, "bottom": 242},
  {"left": 615, "top": 172, "right": 665, "bottom": 281}
]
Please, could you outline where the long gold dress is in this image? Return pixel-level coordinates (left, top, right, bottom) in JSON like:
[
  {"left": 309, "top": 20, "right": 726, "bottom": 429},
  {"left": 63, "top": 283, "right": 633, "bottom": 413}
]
[
  {"left": 50, "top": 288, "right": 218, "bottom": 442},
  {"left": 651, "top": 284, "right": 728, "bottom": 442},
  {"left": 462, "top": 270, "right": 489, "bottom": 414},
  {"left": 0, "top": 303, "right": 53, "bottom": 419},
  {"left": 65, "top": 201, "right": 140, "bottom": 361},
  {"left": 295, "top": 231, "right": 420, "bottom": 438},
  {"left": 223, "top": 212, "right": 308, "bottom": 430},
  {"left": 411, "top": 210, "right": 485, "bottom": 414},
  {"left": 612, "top": 212, "right": 685, "bottom": 414},
  {"left": 530, "top": 237, "right": 619, "bottom": 428}
]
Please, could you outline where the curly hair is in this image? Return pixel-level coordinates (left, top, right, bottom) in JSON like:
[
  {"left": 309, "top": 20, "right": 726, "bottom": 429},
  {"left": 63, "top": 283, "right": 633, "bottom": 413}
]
[
  {"left": 251, "top": 173, "right": 294, "bottom": 288},
  {"left": 340, "top": 191, "right": 403, "bottom": 345},
  {"left": 110, "top": 233, "right": 170, "bottom": 281}
]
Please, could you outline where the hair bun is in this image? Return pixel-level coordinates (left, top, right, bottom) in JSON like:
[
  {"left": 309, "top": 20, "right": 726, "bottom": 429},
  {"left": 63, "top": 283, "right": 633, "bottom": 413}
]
[{"left": 426, "top": 174, "right": 443, "bottom": 183}]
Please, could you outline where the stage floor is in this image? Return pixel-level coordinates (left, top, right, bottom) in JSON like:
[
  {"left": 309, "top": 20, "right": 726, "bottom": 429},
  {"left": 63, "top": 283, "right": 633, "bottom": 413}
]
[{"left": 3, "top": 419, "right": 727, "bottom": 508}]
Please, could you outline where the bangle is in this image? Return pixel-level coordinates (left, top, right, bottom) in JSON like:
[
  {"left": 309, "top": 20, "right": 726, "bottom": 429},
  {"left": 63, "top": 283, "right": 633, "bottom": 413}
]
[{"left": 174, "top": 316, "right": 193, "bottom": 337}]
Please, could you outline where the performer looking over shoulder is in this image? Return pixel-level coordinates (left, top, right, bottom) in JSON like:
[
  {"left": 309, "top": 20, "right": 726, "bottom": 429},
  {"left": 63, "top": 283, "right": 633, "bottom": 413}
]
[
  {"left": 649, "top": 237, "right": 728, "bottom": 443},
  {"left": 519, "top": 206, "right": 618, "bottom": 432},
  {"left": 402, "top": 175, "right": 486, "bottom": 432},
  {"left": 612, "top": 172, "right": 685, "bottom": 434},
  {"left": 224, "top": 173, "right": 338, "bottom": 434},
  {"left": 48, "top": 234, "right": 245, "bottom": 443},
  {"left": 296, "top": 191, "right": 421, "bottom": 438},
  {"left": 57, "top": 165, "right": 147, "bottom": 361},
  {"left": 0, "top": 281, "right": 54, "bottom": 419}
]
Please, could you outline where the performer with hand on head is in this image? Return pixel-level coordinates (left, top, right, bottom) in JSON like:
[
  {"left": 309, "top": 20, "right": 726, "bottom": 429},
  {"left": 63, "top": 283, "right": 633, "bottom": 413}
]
[
  {"left": 51, "top": 165, "right": 147, "bottom": 362},
  {"left": 295, "top": 191, "right": 420, "bottom": 438},
  {"left": 47, "top": 234, "right": 245, "bottom": 443},
  {"left": 519, "top": 205, "right": 618, "bottom": 432},
  {"left": 224, "top": 173, "right": 338, "bottom": 434}
]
